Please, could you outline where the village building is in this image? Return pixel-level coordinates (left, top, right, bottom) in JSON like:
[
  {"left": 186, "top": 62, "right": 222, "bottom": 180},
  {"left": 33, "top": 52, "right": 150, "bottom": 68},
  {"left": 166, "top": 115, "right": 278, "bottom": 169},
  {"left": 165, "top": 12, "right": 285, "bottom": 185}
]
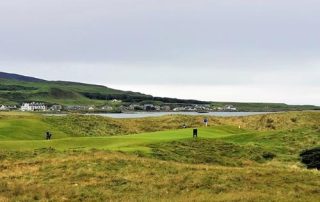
[
  {"left": 224, "top": 105, "right": 237, "bottom": 111},
  {"left": 144, "top": 104, "right": 155, "bottom": 111},
  {"left": 20, "top": 102, "right": 47, "bottom": 111},
  {"left": 50, "top": 105, "right": 62, "bottom": 111},
  {"left": 119, "top": 105, "right": 130, "bottom": 111},
  {"left": 173, "top": 107, "right": 185, "bottom": 111},
  {"left": 64, "top": 105, "right": 87, "bottom": 111},
  {"left": 111, "top": 99, "right": 121, "bottom": 103},
  {"left": 160, "top": 106, "right": 171, "bottom": 111},
  {"left": 129, "top": 104, "right": 143, "bottom": 111},
  {"left": 101, "top": 106, "right": 113, "bottom": 111},
  {"left": 0, "top": 105, "right": 8, "bottom": 111},
  {"left": 154, "top": 105, "right": 161, "bottom": 111},
  {"left": 8, "top": 105, "right": 17, "bottom": 110}
]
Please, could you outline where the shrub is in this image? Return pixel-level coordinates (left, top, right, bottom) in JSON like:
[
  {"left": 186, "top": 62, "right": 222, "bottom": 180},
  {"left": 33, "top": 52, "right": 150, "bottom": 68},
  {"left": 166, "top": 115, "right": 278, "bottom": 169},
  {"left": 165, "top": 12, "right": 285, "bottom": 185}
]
[
  {"left": 266, "top": 118, "right": 276, "bottom": 129},
  {"left": 290, "top": 117, "right": 298, "bottom": 123},
  {"left": 300, "top": 147, "right": 320, "bottom": 170},
  {"left": 266, "top": 118, "right": 274, "bottom": 124},
  {"left": 262, "top": 152, "right": 276, "bottom": 160}
]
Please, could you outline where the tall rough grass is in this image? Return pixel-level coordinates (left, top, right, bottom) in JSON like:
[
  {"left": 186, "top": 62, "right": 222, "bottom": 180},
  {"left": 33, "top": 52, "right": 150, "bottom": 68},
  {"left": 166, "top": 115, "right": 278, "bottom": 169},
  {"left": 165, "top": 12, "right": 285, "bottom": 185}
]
[
  {"left": 0, "top": 150, "right": 319, "bottom": 202},
  {"left": 42, "top": 111, "right": 320, "bottom": 137}
]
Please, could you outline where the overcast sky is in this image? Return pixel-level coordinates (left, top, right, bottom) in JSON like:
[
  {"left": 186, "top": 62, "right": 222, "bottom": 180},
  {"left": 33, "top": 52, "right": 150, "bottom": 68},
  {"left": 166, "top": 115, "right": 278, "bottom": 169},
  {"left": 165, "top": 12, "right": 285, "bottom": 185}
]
[{"left": 1, "top": 0, "right": 320, "bottom": 105}]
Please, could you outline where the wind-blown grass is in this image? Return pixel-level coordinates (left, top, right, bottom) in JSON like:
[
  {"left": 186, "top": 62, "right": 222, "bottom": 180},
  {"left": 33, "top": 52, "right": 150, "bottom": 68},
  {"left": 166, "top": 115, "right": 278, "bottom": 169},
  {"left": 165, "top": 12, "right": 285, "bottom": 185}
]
[{"left": 0, "top": 150, "right": 319, "bottom": 202}]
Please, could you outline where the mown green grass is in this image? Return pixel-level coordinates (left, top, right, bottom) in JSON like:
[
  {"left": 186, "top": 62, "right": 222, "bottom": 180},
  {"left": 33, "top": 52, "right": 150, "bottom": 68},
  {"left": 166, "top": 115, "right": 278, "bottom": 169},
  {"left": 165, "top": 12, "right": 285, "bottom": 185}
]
[
  {"left": 0, "top": 126, "right": 244, "bottom": 151},
  {"left": 0, "top": 113, "right": 68, "bottom": 140}
]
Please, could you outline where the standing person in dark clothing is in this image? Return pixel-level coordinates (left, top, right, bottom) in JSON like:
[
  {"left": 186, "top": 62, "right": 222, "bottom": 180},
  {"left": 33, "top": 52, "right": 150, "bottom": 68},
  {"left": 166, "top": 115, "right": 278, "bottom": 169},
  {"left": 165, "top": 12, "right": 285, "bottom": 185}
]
[
  {"left": 193, "top": 128, "right": 198, "bottom": 138},
  {"left": 45, "top": 131, "right": 52, "bottom": 140},
  {"left": 45, "top": 131, "right": 49, "bottom": 140},
  {"left": 204, "top": 118, "right": 208, "bottom": 127}
]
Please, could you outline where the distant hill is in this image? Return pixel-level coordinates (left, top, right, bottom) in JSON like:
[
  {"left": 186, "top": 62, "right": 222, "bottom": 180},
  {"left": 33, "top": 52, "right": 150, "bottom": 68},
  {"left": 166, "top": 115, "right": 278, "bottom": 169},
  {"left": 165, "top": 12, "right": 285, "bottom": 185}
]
[
  {"left": 0, "top": 72, "right": 207, "bottom": 106},
  {"left": 0, "top": 71, "right": 46, "bottom": 82},
  {"left": 0, "top": 71, "right": 319, "bottom": 111}
]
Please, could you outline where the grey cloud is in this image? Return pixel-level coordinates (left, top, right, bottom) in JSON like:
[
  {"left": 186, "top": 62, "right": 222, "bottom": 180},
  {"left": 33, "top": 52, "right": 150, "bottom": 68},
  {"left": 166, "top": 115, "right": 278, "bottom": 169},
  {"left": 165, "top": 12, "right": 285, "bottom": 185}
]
[{"left": 0, "top": 0, "right": 319, "bottom": 104}]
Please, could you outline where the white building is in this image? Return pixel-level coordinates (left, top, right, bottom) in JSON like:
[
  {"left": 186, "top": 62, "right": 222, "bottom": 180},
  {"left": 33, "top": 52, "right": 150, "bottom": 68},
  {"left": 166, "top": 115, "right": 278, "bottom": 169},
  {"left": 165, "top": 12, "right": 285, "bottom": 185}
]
[
  {"left": 160, "top": 106, "right": 171, "bottom": 111},
  {"left": 129, "top": 104, "right": 142, "bottom": 111},
  {"left": 224, "top": 105, "right": 237, "bottom": 111},
  {"left": 20, "top": 102, "right": 47, "bottom": 111},
  {"left": 50, "top": 105, "right": 62, "bottom": 111},
  {"left": 111, "top": 99, "right": 121, "bottom": 103},
  {"left": 154, "top": 105, "right": 161, "bottom": 111},
  {"left": 0, "top": 105, "right": 8, "bottom": 111},
  {"left": 101, "top": 106, "right": 113, "bottom": 111}
]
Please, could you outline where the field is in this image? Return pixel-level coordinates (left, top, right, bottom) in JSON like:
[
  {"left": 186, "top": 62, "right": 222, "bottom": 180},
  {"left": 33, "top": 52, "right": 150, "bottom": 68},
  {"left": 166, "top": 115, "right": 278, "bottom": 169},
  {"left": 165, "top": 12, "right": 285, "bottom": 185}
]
[{"left": 0, "top": 111, "right": 319, "bottom": 201}]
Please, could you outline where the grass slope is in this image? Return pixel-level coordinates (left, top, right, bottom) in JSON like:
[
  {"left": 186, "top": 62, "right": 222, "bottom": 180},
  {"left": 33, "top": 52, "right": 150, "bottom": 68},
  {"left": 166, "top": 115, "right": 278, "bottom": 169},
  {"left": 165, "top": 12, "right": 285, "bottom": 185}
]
[
  {"left": 0, "top": 112, "right": 68, "bottom": 140},
  {"left": 0, "top": 78, "right": 148, "bottom": 105}
]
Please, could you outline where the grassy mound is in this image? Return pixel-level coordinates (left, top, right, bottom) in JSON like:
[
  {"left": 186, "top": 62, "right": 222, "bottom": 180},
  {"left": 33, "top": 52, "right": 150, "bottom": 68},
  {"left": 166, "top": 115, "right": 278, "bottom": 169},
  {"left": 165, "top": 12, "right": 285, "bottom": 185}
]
[
  {"left": 0, "top": 113, "right": 68, "bottom": 140},
  {"left": 148, "top": 138, "right": 275, "bottom": 166},
  {"left": 222, "top": 111, "right": 320, "bottom": 131}
]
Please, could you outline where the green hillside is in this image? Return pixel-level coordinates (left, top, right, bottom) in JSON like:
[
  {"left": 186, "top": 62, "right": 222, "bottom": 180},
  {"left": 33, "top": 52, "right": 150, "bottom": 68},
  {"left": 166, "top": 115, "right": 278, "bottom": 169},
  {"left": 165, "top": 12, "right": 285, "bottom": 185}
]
[
  {"left": 211, "top": 101, "right": 320, "bottom": 112},
  {"left": 0, "top": 78, "right": 150, "bottom": 105},
  {"left": 1, "top": 72, "right": 319, "bottom": 111},
  {"left": 0, "top": 77, "right": 208, "bottom": 106}
]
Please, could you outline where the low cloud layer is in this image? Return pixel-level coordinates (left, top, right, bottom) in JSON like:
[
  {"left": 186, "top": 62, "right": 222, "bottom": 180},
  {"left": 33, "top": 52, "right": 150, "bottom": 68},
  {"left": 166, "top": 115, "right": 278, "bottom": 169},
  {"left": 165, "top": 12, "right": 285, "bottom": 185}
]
[{"left": 1, "top": 0, "right": 319, "bottom": 105}]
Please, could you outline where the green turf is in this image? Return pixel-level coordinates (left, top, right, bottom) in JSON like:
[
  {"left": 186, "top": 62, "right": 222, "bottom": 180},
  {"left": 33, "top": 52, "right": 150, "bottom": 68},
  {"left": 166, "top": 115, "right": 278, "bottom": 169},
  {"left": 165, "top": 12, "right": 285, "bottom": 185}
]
[
  {"left": 0, "top": 115, "right": 68, "bottom": 140},
  {"left": 0, "top": 126, "right": 245, "bottom": 151}
]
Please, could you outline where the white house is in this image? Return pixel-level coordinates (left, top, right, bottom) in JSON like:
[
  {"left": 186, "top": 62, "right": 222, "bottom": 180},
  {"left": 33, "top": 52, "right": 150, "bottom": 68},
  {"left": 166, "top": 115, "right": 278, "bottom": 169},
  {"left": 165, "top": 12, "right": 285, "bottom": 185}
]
[
  {"left": 224, "top": 105, "right": 237, "bottom": 111},
  {"left": 21, "top": 102, "right": 47, "bottom": 111},
  {"left": 160, "top": 106, "right": 171, "bottom": 111},
  {"left": 111, "top": 99, "right": 121, "bottom": 103},
  {"left": 154, "top": 105, "right": 161, "bottom": 111},
  {"left": 50, "top": 105, "right": 62, "bottom": 111},
  {"left": 0, "top": 105, "right": 8, "bottom": 111},
  {"left": 101, "top": 106, "right": 113, "bottom": 111}
]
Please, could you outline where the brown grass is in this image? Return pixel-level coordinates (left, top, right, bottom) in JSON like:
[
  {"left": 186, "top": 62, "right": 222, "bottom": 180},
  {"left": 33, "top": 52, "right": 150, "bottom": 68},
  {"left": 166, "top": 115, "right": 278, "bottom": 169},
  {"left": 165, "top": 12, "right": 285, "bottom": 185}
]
[
  {"left": 42, "top": 111, "right": 320, "bottom": 137},
  {"left": 0, "top": 150, "right": 319, "bottom": 202}
]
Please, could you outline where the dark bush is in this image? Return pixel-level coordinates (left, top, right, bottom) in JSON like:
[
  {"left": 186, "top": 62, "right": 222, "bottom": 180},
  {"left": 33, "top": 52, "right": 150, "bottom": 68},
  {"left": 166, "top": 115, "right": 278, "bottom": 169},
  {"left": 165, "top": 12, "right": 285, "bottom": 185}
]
[
  {"left": 266, "top": 118, "right": 276, "bottom": 129},
  {"left": 266, "top": 118, "right": 274, "bottom": 124},
  {"left": 266, "top": 123, "right": 276, "bottom": 129},
  {"left": 290, "top": 117, "right": 298, "bottom": 123},
  {"left": 300, "top": 147, "right": 320, "bottom": 170},
  {"left": 262, "top": 152, "right": 276, "bottom": 160}
]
